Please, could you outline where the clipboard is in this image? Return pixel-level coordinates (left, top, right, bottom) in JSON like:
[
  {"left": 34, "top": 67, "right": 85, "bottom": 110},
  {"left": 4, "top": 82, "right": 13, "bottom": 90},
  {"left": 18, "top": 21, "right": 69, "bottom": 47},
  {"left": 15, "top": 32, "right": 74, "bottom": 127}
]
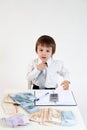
[{"left": 34, "top": 90, "right": 77, "bottom": 106}]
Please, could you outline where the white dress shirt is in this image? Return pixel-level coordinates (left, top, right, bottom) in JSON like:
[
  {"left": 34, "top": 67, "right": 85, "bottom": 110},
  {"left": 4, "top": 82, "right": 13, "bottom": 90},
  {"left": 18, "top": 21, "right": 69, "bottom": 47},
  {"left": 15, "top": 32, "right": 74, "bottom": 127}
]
[{"left": 27, "top": 57, "right": 70, "bottom": 89}]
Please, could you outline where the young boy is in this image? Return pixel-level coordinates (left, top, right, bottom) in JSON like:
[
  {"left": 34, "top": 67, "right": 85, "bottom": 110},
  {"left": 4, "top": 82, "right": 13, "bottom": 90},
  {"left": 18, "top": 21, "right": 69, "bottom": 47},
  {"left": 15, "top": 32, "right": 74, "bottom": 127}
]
[{"left": 27, "top": 35, "right": 70, "bottom": 90}]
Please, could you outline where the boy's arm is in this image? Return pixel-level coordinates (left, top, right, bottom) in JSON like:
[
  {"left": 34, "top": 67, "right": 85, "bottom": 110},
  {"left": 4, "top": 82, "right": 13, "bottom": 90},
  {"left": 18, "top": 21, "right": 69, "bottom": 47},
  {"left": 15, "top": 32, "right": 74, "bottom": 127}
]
[
  {"left": 59, "top": 62, "right": 70, "bottom": 90},
  {"left": 60, "top": 62, "right": 70, "bottom": 82},
  {"left": 27, "top": 61, "right": 41, "bottom": 82}
]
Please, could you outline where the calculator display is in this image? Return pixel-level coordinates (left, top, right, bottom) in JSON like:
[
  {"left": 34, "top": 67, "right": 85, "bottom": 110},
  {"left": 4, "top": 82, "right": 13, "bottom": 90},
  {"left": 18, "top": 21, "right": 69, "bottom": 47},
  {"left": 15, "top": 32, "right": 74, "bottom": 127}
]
[{"left": 49, "top": 93, "right": 58, "bottom": 102}]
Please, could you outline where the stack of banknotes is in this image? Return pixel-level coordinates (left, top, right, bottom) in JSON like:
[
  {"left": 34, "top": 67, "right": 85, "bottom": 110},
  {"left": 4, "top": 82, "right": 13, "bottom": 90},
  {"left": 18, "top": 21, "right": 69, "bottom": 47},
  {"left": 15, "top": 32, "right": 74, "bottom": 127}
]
[
  {"left": 29, "top": 108, "right": 76, "bottom": 126},
  {"left": 0, "top": 114, "right": 30, "bottom": 127},
  {"left": 9, "top": 92, "right": 39, "bottom": 113}
]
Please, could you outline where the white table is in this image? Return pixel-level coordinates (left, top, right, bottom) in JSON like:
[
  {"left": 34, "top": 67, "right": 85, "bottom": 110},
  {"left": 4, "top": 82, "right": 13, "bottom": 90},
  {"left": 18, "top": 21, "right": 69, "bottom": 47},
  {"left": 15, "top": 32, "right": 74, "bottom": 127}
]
[{"left": 0, "top": 89, "right": 86, "bottom": 130}]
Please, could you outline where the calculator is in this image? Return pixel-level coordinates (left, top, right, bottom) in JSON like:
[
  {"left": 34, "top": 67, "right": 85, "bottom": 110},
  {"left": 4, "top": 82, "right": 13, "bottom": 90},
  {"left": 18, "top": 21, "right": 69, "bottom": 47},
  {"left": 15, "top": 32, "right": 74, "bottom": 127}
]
[{"left": 49, "top": 93, "right": 58, "bottom": 102}]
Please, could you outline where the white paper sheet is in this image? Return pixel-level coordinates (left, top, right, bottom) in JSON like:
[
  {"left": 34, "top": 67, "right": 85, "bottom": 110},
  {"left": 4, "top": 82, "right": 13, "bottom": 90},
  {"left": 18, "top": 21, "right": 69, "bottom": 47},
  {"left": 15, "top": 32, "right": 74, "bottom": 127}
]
[{"left": 34, "top": 90, "right": 77, "bottom": 106}]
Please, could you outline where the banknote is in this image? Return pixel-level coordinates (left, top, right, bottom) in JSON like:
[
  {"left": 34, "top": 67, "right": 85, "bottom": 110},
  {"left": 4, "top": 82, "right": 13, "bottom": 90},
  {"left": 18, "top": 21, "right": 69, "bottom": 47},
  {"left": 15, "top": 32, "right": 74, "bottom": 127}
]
[
  {"left": 0, "top": 114, "right": 30, "bottom": 127},
  {"left": 29, "top": 108, "right": 62, "bottom": 125},
  {"left": 2, "top": 102, "right": 18, "bottom": 115},
  {"left": 61, "top": 111, "right": 76, "bottom": 126},
  {"left": 29, "top": 108, "right": 76, "bottom": 126},
  {"left": 9, "top": 92, "right": 39, "bottom": 113}
]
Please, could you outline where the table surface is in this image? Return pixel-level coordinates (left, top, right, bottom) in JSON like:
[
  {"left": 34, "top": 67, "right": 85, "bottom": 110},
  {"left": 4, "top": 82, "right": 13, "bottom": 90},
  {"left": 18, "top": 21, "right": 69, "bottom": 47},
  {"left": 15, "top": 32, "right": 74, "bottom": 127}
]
[{"left": 0, "top": 89, "right": 86, "bottom": 130}]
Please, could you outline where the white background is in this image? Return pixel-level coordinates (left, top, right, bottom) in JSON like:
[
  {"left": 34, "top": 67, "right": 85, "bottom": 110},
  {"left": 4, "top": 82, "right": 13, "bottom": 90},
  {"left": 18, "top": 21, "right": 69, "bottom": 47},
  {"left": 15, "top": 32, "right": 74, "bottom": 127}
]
[{"left": 0, "top": 0, "right": 87, "bottom": 128}]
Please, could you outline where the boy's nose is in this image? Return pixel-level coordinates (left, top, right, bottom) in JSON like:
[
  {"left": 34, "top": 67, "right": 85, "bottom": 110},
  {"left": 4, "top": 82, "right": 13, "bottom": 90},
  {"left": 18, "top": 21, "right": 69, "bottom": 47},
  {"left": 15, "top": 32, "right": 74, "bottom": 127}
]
[{"left": 42, "top": 53, "right": 46, "bottom": 56}]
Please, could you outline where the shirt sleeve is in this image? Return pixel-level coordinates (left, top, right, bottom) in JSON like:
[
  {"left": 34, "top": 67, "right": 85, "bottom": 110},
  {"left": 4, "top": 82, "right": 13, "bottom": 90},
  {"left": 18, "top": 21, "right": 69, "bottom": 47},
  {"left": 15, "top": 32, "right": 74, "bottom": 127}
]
[
  {"left": 26, "top": 60, "right": 41, "bottom": 82},
  {"left": 58, "top": 61, "right": 70, "bottom": 82}
]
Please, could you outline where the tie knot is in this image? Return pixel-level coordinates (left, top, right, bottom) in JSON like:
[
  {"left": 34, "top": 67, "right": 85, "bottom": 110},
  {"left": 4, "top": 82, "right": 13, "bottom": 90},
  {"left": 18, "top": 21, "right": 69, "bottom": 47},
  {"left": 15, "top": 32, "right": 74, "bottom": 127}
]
[{"left": 45, "top": 62, "right": 48, "bottom": 67}]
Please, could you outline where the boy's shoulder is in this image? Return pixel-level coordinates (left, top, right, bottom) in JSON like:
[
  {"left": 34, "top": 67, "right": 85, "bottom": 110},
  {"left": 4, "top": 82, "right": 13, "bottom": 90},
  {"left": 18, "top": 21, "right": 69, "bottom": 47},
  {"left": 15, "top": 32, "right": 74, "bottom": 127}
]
[
  {"left": 33, "top": 58, "right": 38, "bottom": 62},
  {"left": 52, "top": 59, "right": 64, "bottom": 65},
  {"left": 31, "top": 58, "right": 39, "bottom": 64}
]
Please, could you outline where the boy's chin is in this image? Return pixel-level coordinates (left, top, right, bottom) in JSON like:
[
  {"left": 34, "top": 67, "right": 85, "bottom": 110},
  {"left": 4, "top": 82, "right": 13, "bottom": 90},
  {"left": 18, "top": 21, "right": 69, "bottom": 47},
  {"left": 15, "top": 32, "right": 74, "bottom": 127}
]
[
  {"left": 40, "top": 58, "right": 47, "bottom": 62},
  {"left": 41, "top": 59, "right": 47, "bottom": 62}
]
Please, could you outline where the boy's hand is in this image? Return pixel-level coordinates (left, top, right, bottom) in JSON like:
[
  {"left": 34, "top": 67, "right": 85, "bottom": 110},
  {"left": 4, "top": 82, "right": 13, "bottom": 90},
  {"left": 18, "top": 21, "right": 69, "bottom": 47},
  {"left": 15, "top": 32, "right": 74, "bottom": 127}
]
[
  {"left": 37, "top": 62, "right": 47, "bottom": 71},
  {"left": 60, "top": 80, "right": 70, "bottom": 90}
]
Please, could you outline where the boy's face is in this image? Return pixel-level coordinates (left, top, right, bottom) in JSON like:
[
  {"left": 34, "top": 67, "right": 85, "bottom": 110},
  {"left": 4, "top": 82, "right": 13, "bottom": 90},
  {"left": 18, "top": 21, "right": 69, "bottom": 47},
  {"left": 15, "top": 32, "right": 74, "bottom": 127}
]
[{"left": 37, "top": 45, "right": 52, "bottom": 62}]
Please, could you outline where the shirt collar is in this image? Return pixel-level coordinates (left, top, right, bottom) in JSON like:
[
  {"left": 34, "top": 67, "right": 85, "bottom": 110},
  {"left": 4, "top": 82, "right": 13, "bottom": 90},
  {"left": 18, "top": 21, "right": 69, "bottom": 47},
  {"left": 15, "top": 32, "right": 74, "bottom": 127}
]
[
  {"left": 46, "top": 57, "right": 52, "bottom": 67},
  {"left": 37, "top": 57, "right": 52, "bottom": 67}
]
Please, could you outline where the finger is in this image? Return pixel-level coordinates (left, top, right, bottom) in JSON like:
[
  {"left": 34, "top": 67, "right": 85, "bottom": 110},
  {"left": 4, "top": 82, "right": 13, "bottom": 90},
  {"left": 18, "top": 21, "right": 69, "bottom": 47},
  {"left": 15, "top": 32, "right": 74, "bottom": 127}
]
[
  {"left": 63, "top": 85, "right": 69, "bottom": 90},
  {"left": 60, "top": 82, "right": 65, "bottom": 86}
]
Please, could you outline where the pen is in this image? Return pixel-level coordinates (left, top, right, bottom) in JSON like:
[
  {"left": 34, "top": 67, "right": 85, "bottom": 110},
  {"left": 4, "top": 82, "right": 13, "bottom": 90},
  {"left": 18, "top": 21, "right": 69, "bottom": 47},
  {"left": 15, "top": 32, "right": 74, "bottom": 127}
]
[{"left": 35, "top": 92, "right": 49, "bottom": 101}]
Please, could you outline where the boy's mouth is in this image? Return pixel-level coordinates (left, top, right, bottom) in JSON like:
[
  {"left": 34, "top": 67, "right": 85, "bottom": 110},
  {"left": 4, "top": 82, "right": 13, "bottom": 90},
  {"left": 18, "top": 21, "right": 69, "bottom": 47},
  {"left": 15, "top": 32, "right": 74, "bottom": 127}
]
[
  {"left": 41, "top": 57, "right": 47, "bottom": 59},
  {"left": 41, "top": 57, "right": 47, "bottom": 61}
]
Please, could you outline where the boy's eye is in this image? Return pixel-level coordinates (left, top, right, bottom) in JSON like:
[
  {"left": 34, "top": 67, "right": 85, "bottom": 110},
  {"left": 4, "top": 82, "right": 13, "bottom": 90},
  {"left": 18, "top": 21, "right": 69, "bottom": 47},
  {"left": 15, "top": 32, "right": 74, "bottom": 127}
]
[
  {"left": 40, "top": 49, "right": 43, "bottom": 52},
  {"left": 39, "top": 49, "right": 50, "bottom": 52},
  {"left": 46, "top": 50, "right": 50, "bottom": 52}
]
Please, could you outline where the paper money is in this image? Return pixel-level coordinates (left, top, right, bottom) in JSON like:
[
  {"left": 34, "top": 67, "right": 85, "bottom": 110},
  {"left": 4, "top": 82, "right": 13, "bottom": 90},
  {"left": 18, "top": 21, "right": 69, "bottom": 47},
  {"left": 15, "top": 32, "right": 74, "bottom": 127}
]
[
  {"left": 29, "top": 108, "right": 76, "bottom": 126},
  {"left": 3, "top": 95, "right": 16, "bottom": 104},
  {"left": 2, "top": 102, "right": 18, "bottom": 115},
  {"left": 9, "top": 92, "right": 39, "bottom": 113},
  {"left": 0, "top": 114, "right": 30, "bottom": 127},
  {"left": 61, "top": 111, "right": 76, "bottom": 126},
  {"left": 29, "top": 108, "right": 62, "bottom": 125}
]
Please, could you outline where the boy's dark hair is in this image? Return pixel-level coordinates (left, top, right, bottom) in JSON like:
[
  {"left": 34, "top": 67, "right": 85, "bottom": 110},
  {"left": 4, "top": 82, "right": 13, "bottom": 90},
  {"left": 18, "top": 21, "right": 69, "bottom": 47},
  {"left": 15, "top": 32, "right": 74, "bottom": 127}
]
[{"left": 35, "top": 35, "right": 56, "bottom": 55}]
